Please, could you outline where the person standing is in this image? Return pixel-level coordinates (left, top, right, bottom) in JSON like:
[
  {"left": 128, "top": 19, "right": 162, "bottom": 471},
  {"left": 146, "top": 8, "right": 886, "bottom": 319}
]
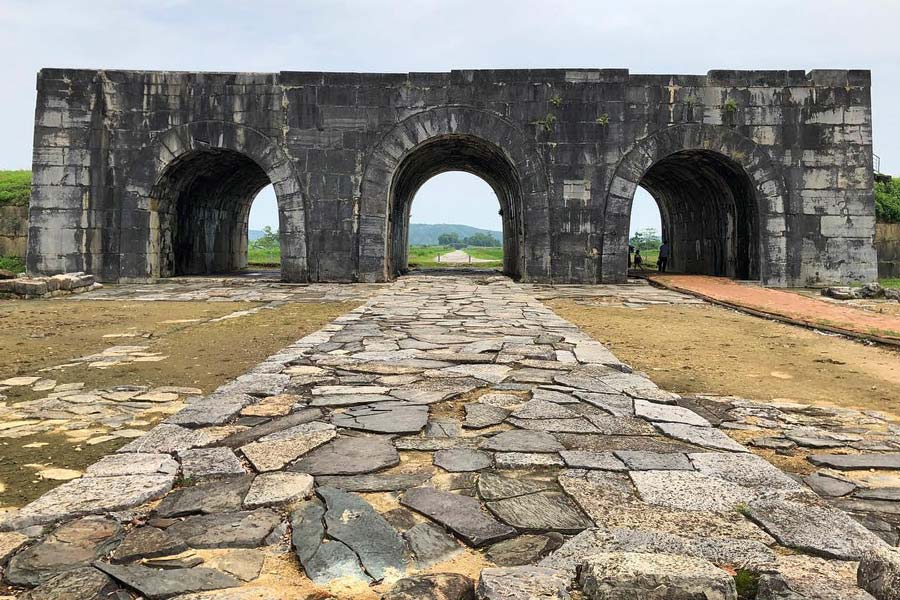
[
  {"left": 633, "top": 248, "right": 644, "bottom": 270},
  {"left": 658, "top": 240, "right": 670, "bottom": 273}
]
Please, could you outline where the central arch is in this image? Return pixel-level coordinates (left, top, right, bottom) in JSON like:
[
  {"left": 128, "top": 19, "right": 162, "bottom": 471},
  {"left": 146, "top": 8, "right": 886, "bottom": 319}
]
[
  {"left": 357, "top": 107, "right": 551, "bottom": 282},
  {"left": 602, "top": 124, "right": 789, "bottom": 285}
]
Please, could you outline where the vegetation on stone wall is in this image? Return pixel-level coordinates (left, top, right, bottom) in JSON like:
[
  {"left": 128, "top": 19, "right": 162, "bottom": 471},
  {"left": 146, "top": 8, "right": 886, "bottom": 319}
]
[
  {"left": 875, "top": 177, "right": 900, "bottom": 223},
  {"left": 0, "top": 170, "right": 31, "bottom": 206},
  {"left": 0, "top": 256, "right": 25, "bottom": 273}
]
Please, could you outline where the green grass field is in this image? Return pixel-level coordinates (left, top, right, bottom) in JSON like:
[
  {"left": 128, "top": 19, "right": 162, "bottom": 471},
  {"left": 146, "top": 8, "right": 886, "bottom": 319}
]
[
  {"left": 407, "top": 245, "right": 502, "bottom": 269},
  {"left": 881, "top": 278, "right": 900, "bottom": 289},
  {"left": 247, "top": 246, "right": 280, "bottom": 266},
  {"left": 464, "top": 246, "right": 503, "bottom": 261}
]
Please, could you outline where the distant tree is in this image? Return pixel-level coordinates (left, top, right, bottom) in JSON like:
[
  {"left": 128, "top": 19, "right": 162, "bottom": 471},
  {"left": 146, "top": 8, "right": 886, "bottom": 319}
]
[
  {"left": 437, "top": 232, "right": 460, "bottom": 246},
  {"left": 875, "top": 177, "right": 900, "bottom": 223},
  {"left": 464, "top": 232, "right": 501, "bottom": 247},
  {"left": 251, "top": 226, "right": 280, "bottom": 251},
  {"left": 629, "top": 227, "right": 662, "bottom": 251}
]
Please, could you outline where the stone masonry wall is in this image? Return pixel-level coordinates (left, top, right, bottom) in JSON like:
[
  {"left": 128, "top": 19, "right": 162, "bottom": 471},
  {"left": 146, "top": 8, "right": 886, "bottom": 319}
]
[
  {"left": 876, "top": 223, "right": 900, "bottom": 278},
  {"left": 0, "top": 206, "right": 28, "bottom": 258},
  {"left": 27, "top": 68, "right": 878, "bottom": 285}
]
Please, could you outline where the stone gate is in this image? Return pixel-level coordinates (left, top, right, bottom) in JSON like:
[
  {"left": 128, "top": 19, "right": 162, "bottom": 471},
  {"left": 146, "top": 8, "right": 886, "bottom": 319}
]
[{"left": 26, "top": 68, "right": 878, "bottom": 285}]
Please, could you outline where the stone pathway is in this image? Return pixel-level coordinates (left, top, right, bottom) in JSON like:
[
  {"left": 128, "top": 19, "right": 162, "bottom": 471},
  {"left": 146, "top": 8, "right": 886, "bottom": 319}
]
[
  {"left": 651, "top": 274, "right": 900, "bottom": 344},
  {"left": 1, "top": 274, "right": 897, "bottom": 599},
  {"left": 436, "top": 249, "right": 496, "bottom": 264}
]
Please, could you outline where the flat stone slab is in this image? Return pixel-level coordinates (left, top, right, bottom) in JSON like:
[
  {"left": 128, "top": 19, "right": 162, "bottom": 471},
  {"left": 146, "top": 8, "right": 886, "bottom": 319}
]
[
  {"left": 179, "top": 447, "right": 246, "bottom": 480},
  {"left": 495, "top": 452, "right": 564, "bottom": 469},
  {"left": 476, "top": 566, "right": 571, "bottom": 600},
  {"left": 155, "top": 475, "right": 254, "bottom": 518},
  {"left": 110, "top": 526, "right": 187, "bottom": 563},
  {"left": 747, "top": 495, "right": 889, "bottom": 560},
  {"left": 511, "top": 399, "right": 577, "bottom": 420},
  {"left": 243, "top": 472, "right": 315, "bottom": 508},
  {"left": 559, "top": 450, "right": 627, "bottom": 471},
  {"left": 486, "top": 533, "right": 565, "bottom": 567},
  {"left": 578, "top": 552, "right": 737, "bottom": 600},
  {"left": 634, "top": 399, "right": 710, "bottom": 426},
  {"left": 808, "top": 453, "right": 900, "bottom": 470},
  {"left": 464, "top": 403, "right": 510, "bottom": 428},
  {"left": 95, "top": 562, "right": 241, "bottom": 599},
  {"left": 614, "top": 450, "right": 693, "bottom": 471},
  {"left": 166, "top": 393, "right": 254, "bottom": 427},
  {"left": 858, "top": 546, "right": 900, "bottom": 600},
  {"left": 401, "top": 487, "right": 516, "bottom": 547},
  {"left": 239, "top": 421, "right": 337, "bottom": 472},
  {"left": 331, "top": 403, "right": 429, "bottom": 434},
  {"left": 630, "top": 470, "right": 758, "bottom": 512},
  {"left": 314, "top": 471, "right": 433, "bottom": 492},
  {"left": 83, "top": 453, "right": 179, "bottom": 478},
  {"left": 540, "top": 527, "right": 775, "bottom": 576},
  {"left": 480, "top": 430, "right": 564, "bottom": 453},
  {"left": 761, "top": 554, "right": 877, "bottom": 600},
  {"left": 166, "top": 509, "right": 281, "bottom": 549},
  {"left": 383, "top": 573, "right": 474, "bottom": 600},
  {"left": 309, "top": 393, "right": 396, "bottom": 407},
  {"left": 219, "top": 408, "right": 323, "bottom": 448},
  {"left": 318, "top": 486, "right": 410, "bottom": 581},
  {"left": 434, "top": 448, "right": 493, "bottom": 472},
  {"left": 403, "top": 521, "right": 463, "bottom": 568},
  {"left": 5, "top": 517, "right": 122, "bottom": 586},
  {"left": 486, "top": 491, "right": 593, "bottom": 533},
  {"left": 18, "top": 567, "right": 120, "bottom": 600},
  {"left": 290, "top": 435, "right": 399, "bottom": 475},
  {"left": 804, "top": 472, "right": 857, "bottom": 497},
  {"left": 654, "top": 422, "right": 748, "bottom": 453},
  {"left": 2, "top": 474, "right": 174, "bottom": 529},
  {"left": 689, "top": 452, "right": 804, "bottom": 490},
  {"left": 477, "top": 473, "right": 558, "bottom": 501},
  {"left": 117, "top": 424, "right": 213, "bottom": 454}
]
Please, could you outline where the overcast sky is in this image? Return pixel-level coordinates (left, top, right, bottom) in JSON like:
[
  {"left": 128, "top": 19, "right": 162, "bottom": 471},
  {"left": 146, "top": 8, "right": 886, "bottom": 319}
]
[{"left": 2, "top": 0, "right": 897, "bottom": 237}]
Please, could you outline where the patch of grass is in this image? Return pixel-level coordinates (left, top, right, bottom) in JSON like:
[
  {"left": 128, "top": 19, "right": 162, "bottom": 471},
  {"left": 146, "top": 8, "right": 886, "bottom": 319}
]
[
  {"left": 247, "top": 246, "right": 280, "bottom": 266},
  {"left": 734, "top": 569, "right": 760, "bottom": 599},
  {"left": 0, "top": 256, "right": 25, "bottom": 273},
  {"left": 881, "top": 278, "right": 900, "bottom": 289},
  {"left": 465, "top": 246, "right": 503, "bottom": 260},
  {"left": 0, "top": 170, "right": 30, "bottom": 206}
]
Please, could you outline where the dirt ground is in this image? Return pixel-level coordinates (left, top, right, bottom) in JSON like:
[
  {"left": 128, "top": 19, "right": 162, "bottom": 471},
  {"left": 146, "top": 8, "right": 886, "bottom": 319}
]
[
  {"left": 549, "top": 299, "right": 900, "bottom": 418},
  {"left": 0, "top": 298, "right": 355, "bottom": 507}
]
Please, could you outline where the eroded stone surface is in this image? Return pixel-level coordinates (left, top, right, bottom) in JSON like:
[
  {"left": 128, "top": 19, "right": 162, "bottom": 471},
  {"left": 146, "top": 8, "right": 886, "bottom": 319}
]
[
  {"left": 401, "top": 487, "right": 516, "bottom": 547},
  {"left": 476, "top": 566, "right": 571, "bottom": 600},
  {"left": 289, "top": 435, "right": 399, "bottom": 475}
]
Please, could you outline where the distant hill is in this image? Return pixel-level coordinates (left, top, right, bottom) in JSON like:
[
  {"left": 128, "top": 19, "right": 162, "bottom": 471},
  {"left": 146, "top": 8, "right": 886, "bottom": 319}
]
[
  {"left": 409, "top": 223, "right": 502, "bottom": 246},
  {"left": 249, "top": 229, "right": 266, "bottom": 241}
]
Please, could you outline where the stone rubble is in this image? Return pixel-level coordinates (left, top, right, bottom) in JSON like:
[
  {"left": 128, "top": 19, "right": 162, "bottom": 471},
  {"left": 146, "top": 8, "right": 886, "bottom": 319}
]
[{"left": 0, "top": 274, "right": 896, "bottom": 598}]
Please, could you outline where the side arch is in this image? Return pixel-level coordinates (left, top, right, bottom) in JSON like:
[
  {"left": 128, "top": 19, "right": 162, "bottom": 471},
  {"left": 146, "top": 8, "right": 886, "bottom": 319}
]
[
  {"left": 601, "top": 123, "right": 789, "bottom": 285},
  {"left": 132, "top": 121, "right": 307, "bottom": 281},
  {"left": 356, "top": 106, "right": 551, "bottom": 282}
]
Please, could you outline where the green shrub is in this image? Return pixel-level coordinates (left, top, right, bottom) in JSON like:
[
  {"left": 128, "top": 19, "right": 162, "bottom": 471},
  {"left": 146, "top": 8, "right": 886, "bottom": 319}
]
[
  {"left": 0, "top": 256, "right": 26, "bottom": 273},
  {"left": 875, "top": 177, "right": 900, "bottom": 223},
  {"left": 0, "top": 170, "right": 31, "bottom": 206}
]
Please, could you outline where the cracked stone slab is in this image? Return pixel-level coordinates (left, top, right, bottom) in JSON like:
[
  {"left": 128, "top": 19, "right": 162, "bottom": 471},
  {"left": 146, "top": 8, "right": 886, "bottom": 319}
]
[
  {"left": 110, "top": 526, "right": 188, "bottom": 563},
  {"left": 578, "top": 552, "right": 737, "bottom": 600},
  {"left": 689, "top": 452, "right": 805, "bottom": 491},
  {"left": 117, "top": 424, "right": 214, "bottom": 454},
  {"left": 486, "top": 533, "right": 565, "bottom": 567},
  {"left": 559, "top": 450, "right": 627, "bottom": 471},
  {"left": 510, "top": 399, "right": 577, "bottom": 420},
  {"left": 243, "top": 472, "right": 314, "bottom": 508},
  {"left": 219, "top": 408, "right": 324, "bottom": 448},
  {"left": 464, "top": 403, "right": 511, "bottom": 429},
  {"left": 314, "top": 471, "right": 433, "bottom": 492},
  {"left": 614, "top": 450, "right": 693, "bottom": 471},
  {"left": 655, "top": 422, "right": 749, "bottom": 452},
  {"left": 289, "top": 435, "right": 400, "bottom": 476},
  {"left": 239, "top": 421, "right": 337, "bottom": 472},
  {"left": 477, "top": 473, "right": 558, "bottom": 501},
  {"left": 318, "top": 486, "right": 410, "bottom": 581},
  {"left": 401, "top": 487, "right": 516, "bottom": 547},
  {"left": 434, "top": 448, "right": 493, "bottom": 472},
  {"left": 761, "top": 554, "right": 877, "bottom": 600},
  {"left": 331, "top": 403, "right": 429, "bottom": 434},
  {"left": 166, "top": 393, "right": 255, "bottom": 427},
  {"left": 17, "top": 567, "right": 121, "bottom": 599},
  {"left": 495, "top": 452, "right": 564, "bottom": 469},
  {"left": 165, "top": 509, "right": 281, "bottom": 549},
  {"left": 808, "top": 453, "right": 900, "bottom": 470},
  {"left": 290, "top": 499, "right": 372, "bottom": 586},
  {"left": 2, "top": 474, "right": 174, "bottom": 529},
  {"left": 84, "top": 452, "right": 179, "bottom": 478},
  {"left": 747, "top": 494, "right": 889, "bottom": 560},
  {"left": 383, "top": 573, "right": 474, "bottom": 600},
  {"left": 404, "top": 522, "right": 463, "bottom": 568},
  {"left": 507, "top": 417, "right": 600, "bottom": 433}
]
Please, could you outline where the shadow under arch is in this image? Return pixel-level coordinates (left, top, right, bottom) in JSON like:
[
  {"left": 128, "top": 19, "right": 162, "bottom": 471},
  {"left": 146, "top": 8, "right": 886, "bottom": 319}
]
[
  {"left": 140, "top": 121, "right": 308, "bottom": 281},
  {"left": 602, "top": 124, "right": 789, "bottom": 286},
  {"left": 357, "top": 107, "right": 551, "bottom": 282}
]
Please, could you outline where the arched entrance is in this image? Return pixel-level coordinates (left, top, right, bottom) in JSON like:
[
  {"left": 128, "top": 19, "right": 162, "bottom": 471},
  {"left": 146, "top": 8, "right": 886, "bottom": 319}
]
[
  {"left": 141, "top": 122, "right": 308, "bottom": 281},
  {"left": 357, "top": 107, "right": 551, "bottom": 282},
  {"left": 603, "top": 124, "right": 789, "bottom": 285},
  {"left": 388, "top": 136, "right": 521, "bottom": 278}
]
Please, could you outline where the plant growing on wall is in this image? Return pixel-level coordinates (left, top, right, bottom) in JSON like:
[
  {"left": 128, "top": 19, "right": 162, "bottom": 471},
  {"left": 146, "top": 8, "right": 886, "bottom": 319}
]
[
  {"left": 595, "top": 114, "right": 610, "bottom": 126},
  {"left": 533, "top": 113, "right": 557, "bottom": 132},
  {"left": 723, "top": 98, "right": 738, "bottom": 113},
  {"left": 549, "top": 94, "right": 563, "bottom": 107}
]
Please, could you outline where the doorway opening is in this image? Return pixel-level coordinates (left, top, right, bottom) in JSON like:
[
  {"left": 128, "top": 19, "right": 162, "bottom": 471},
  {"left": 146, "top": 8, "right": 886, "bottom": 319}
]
[
  {"left": 629, "top": 150, "right": 760, "bottom": 280},
  {"left": 246, "top": 184, "right": 282, "bottom": 276}
]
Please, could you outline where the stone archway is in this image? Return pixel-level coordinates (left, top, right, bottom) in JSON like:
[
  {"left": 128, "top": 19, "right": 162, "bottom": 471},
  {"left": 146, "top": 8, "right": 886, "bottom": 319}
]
[
  {"left": 139, "top": 121, "right": 308, "bottom": 281},
  {"left": 356, "top": 107, "right": 551, "bottom": 282},
  {"left": 602, "top": 124, "right": 789, "bottom": 285}
]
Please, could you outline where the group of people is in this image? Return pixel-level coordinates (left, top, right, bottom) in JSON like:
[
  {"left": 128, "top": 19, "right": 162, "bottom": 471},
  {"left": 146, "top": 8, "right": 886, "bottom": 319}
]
[{"left": 629, "top": 241, "right": 670, "bottom": 272}]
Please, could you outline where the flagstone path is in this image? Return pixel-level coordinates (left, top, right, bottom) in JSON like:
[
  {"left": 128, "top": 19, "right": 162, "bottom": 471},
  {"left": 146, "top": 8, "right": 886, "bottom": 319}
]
[{"left": 1, "top": 275, "right": 897, "bottom": 599}]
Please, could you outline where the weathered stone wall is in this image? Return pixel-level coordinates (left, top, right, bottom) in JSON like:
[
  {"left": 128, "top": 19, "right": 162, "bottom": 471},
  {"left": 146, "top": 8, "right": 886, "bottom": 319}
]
[
  {"left": 876, "top": 223, "right": 900, "bottom": 278},
  {"left": 0, "top": 206, "right": 28, "bottom": 258},
  {"left": 26, "top": 68, "right": 878, "bottom": 285}
]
